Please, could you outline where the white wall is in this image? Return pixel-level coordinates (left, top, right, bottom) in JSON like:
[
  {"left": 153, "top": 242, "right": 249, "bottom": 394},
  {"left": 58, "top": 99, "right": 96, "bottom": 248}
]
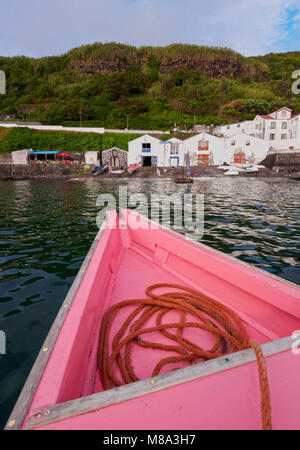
[
  {"left": 219, "top": 121, "right": 254, "bottom": 138},
  {"left": 128, "top": 135, "right": 189, "bottom": 167},
  {"left": 85, "top": 152, "right": 99, "bottom": 165},
  {"left": 11, "top": 149, "right": 28, "bottom": 165},
  {"left": 128, "top": 134, "right": 163, "bottom": 166},
  {"left": 183, "top": 133, "right": 226, "bottom": 166},
  {"left": 225, "top": 134, "right": 269, "bottom": 164},
  {"left": 0, "top": 123, "right": 105, "bottom": 134}
]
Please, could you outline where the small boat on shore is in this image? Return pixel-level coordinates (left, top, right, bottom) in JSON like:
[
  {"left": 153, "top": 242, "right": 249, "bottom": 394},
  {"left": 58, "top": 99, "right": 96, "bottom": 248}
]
[
  {"left": 173, "top": 153, "right": 193, "bottom": 184},
  {"left": 127, "top": 164, "right": 139, "bottom": 175},
  {"left": 224, "top": 168, "right": 240, "bottom": 176},
  {"left": 6, "top": 210, "right": 300, "bottom": 430},
  {"left": 92, "top": 164, "right": 108, "bottom": 176},
  {"left": 173, "top": 177, "right": 194, "bottom": 184}
]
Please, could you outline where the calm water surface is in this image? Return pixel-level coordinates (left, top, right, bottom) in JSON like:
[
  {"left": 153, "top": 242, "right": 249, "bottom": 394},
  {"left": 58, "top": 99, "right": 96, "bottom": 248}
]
[{"left": 0, "top": 178, "right": 299, "bottom": 427}]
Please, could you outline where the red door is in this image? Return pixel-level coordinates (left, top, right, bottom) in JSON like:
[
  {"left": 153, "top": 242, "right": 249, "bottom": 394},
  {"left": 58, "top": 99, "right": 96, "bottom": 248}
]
[
  {"left": 198, "top": 154, "right": 209, "bottom": 166},
  {"left": 234, "top": 153, "right": 246, "bottom": 164}
]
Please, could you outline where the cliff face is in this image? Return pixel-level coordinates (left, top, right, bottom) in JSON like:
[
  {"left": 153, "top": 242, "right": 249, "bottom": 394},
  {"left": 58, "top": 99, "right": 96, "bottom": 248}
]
[
  {"left": 159, "top": 56, "right": 266, "bottom": 79},
  {"left": 68, "top": 45, "right": 269, "bottom": 79}
]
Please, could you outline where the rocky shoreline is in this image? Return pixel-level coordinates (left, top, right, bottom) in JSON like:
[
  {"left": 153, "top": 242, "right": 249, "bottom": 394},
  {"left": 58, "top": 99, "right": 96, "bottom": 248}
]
[
  {"left": 1, "top": 164, "right": 298, "bottom": 182},
  {"left": 1, "top": 149, "right": 300, "bottom": 181}
]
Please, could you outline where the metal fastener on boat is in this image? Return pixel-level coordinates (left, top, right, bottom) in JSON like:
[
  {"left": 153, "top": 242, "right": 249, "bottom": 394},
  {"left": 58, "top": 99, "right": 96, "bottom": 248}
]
[{"left": 7, "top": 420, "right": 15, "bottom": 427}]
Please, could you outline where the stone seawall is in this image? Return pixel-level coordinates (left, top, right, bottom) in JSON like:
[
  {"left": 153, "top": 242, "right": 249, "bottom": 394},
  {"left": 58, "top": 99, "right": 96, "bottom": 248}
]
[
  {"left": 261, "top": 151, "right": 300, "bottom": 173},
  {"left": 0, "top": 163, "right": 85, "bottom": 180},
  {"left": 0, "top": 154, "right": 12, "bottom": 165}
]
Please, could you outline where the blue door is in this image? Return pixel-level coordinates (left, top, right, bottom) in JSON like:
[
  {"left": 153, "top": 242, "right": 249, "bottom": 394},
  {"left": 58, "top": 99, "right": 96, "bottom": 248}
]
[
  {"left": 170, "top": 156, "right": 179, "bottom": 167},
  {"left": 151, "top": 156, "right": 158, "bottom": 167}
]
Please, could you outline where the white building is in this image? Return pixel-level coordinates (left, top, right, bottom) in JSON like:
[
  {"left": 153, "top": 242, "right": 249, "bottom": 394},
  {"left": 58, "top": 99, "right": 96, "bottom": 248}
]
[
  {"left": 253, "top": 107, "right": 294, "bottom": 141},
  {"left": 128, "top": 132, "right": 269, "bottom": 168},
  {"left": 85, "top": 151, "right": 100, "bottom": 165},
  {"left": 128, "top": 134, "right": 185, "bottom": 167},
  {"left": 225, "top": 134, "right": 269, "bottom": 165},
  {"left": 128, "top": 107, "right": 300, "bottom": 168},
  {"left": 182, "top": 133, "right": 226, "bottom": 166},
  {"left": 218, "top": 120, "right": 255, "bottom": 138},
  {"left": 218, "top": 107, "right": 300, "bottom": 147},
  {"left": 11, "top": 149, "right": 29, "bottom": 165}
]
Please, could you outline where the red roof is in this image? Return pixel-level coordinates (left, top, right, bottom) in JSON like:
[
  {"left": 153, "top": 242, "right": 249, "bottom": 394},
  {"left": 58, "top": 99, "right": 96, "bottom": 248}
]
[{"left": 258, "top": 115, "right": 274, "bottom": 120}]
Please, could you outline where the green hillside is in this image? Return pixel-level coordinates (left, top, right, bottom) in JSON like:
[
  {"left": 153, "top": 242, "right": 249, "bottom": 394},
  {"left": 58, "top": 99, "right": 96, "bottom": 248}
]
[{"left": 1, "top": 43, "right": 300, "bottom": 130}]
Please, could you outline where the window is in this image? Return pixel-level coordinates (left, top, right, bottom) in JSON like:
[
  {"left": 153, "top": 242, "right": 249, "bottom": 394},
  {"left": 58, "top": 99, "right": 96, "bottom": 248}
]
[
  {"left": 227, "top": 126, "right": 230, "bottom": 130},
  {"left": 281, "top": 134, "right": 287, "bottom": 140},
  {"left": 237, "top": 124, "right": 241, "bottom": 128},
  {"left": 170, "top": 144, "right": 179, "bottom": 155},
  {"left": 246, "top": 140, "right": 251, "bottom": 146},
  {"left": 282, "top": 122, "right": 287, "bottom": 129},
  {"left": 282, "top": 111, "right": 286, "bottom": 117},
  {"left": 271, "top": 122, "right": 276, "bottom": 129},
  {"left": 198, "top": 140, "right": 209, "bottom": 151},
  {"left": 231, "top": 140, "right": 235, "bottom": 146},
  {"left": 142, "top": 143, "right": 151, "bottom": 152},
  {"left": 270, "top": 134, "right": 275, "bottom": 140}
]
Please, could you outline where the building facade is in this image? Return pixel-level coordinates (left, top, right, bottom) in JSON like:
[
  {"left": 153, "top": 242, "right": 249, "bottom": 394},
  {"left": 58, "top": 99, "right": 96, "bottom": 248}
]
[
  {"left": 128, "top": 132, "right": 270, "bottom": 167},
  {"left": 102, "top": 147, "right": 128, "bottom": 168},
  {"left": 128, "top": 135, "right": 185, "bottom": 168},
  {"left": 225, "top": 134, "right": 269, "bottom": 165},
  {"left": 182, "top": 133, "right": 226, "bottom": 166},
  {"left": 128, "top": 108, "right": 300, "bottom": 168},
  {"left": 218, "top": 107, "right": 300, "bottom": 147}
]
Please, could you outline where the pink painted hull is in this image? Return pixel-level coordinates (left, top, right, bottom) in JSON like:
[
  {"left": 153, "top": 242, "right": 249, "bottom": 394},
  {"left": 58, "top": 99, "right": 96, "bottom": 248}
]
[{"left": 6, "top": 210, "right": 300, "bottom": 430}]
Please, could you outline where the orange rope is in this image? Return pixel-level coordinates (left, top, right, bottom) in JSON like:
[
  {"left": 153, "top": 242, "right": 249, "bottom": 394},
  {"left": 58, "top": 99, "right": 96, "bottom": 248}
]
[
  {"left": 250, "top": 339, "right": 272, "bottom": 431},
  {"left": 98, "top": 283, "right": 272, "bottom": 430}
]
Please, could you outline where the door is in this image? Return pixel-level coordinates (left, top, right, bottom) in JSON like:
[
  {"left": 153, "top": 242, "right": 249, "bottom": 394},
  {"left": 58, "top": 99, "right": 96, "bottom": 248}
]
[
  {"left": 234, "top": 153, "right": 246, "bottom": 164},
  {"left": 198, "top": 154, "right": 209, "bottom": 166},
  {"left": 151, "top": 156, "right": 158, "bottom": 167},
  {"left": 170, "top": 157, "right": 179, "bottom": 167}
]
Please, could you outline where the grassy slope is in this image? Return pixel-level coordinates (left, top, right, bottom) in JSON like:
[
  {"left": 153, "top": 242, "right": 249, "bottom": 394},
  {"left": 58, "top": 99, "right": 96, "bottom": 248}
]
[
  {"left": 0, "top": 127, "right": 146, "bottom": 153},
  {"left": 0, "top": 43, "right": 300, "bottom": 130}
]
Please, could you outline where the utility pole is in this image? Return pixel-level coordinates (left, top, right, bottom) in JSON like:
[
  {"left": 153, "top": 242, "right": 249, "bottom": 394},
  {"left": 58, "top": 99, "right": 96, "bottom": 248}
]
[{"left": 125, "top": 114, "right": 131, "bottom": 130}]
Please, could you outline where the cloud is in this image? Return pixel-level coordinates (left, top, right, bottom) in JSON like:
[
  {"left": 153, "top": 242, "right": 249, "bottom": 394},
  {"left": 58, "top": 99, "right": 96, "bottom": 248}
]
[
  {"left": 0, "top": 0, "right": 299, "bottom": 57},
  {"left": 292, "top": 13, "right": 300, "bottom": 22}
]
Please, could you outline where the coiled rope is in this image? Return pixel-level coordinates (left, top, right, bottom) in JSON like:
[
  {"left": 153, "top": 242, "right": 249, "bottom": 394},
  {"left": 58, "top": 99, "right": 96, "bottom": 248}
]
[{"left": 98, "top": 283, "right": 272, "bottom": 430}]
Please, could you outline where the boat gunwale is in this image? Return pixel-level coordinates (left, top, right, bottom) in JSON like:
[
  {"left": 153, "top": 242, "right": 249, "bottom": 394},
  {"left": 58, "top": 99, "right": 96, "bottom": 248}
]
[
  {"left": 4, "top": 218, "right": 109, "bottom": 431},
  {"left": 24, "top": 335, "right": 295, "bottom": 430},
  {"left": 5, "top": 210, "right": 300, "bottom": 430}
]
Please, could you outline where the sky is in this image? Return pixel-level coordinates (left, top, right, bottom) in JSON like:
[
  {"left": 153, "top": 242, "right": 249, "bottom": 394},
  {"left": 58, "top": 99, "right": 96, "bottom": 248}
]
[{"left": 0, "top": 0, "right": 300, "bottom": 58}]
